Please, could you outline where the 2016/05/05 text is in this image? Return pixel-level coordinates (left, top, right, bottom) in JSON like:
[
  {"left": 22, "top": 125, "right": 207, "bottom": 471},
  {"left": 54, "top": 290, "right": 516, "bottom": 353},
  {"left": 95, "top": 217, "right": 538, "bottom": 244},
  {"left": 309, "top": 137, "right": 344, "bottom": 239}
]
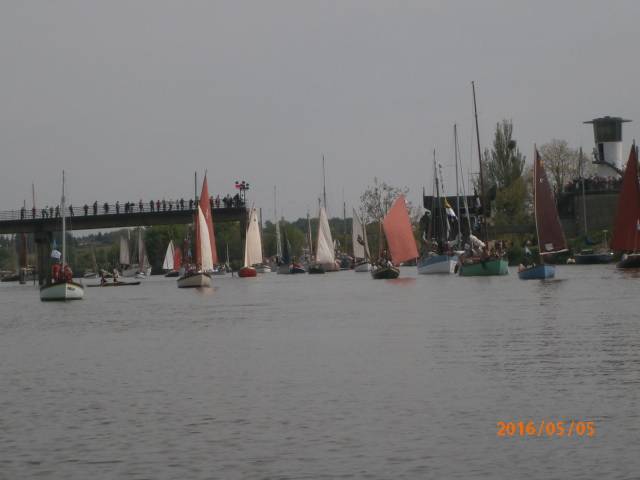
[{"left": 496, "top": 420, "right": 595, "bottom": 438}]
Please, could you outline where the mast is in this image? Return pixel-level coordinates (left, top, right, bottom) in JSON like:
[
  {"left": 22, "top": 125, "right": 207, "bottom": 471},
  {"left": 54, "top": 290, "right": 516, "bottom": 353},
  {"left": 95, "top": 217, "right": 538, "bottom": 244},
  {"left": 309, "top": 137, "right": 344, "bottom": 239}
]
[
  {"left": 472, "top": 81, "right": 487, "bottom": 241},
  {"left": 61, "top": 171, "right": 66, "bottom": 266},
  {"left": 322, "top": 154, "right": 327, "bottom": 211},
  {"left": 580, "top": 147, "right": 588, "bottom": 236},
  {"left": 343, "top": 198, "right": 347, "bottom": 255},
  {"left": 307, "top": 211, "right": 313, "bottom": 258},
  {"left": 434, "top": 150, "right": 445, "bottom": 253},
  {"left": 454, "top": 124, "right": 462, "bottom": 246}
]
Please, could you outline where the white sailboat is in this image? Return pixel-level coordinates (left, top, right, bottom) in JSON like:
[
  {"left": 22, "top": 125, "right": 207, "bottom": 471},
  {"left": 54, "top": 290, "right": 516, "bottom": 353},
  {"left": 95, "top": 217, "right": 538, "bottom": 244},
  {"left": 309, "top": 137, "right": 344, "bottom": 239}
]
[
  {"left": 119, "top": 233, "right": 137, "bottom": 277},
  {"left": 352, "top": 209, "right": 371, "bottom": 272},
  {"left": 309, "top": 206, "right": 339, "bottom": 273},
  {"left": 177, "top": 175, "right": 214, "bottom": 288},
  {"left": 239, "top": 207, "right": 263, "bottom": 277},
  {"left": 40, "top": 171, "right": 85, "bottom": 301},
  {"left": 163, "top": 240, "right": 175, "bottom": 271}
]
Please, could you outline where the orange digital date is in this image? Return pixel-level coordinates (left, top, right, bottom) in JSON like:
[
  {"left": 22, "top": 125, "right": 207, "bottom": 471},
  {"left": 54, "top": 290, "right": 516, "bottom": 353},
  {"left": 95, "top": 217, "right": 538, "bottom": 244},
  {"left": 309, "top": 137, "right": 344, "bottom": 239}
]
[{"left": 496, "top": 420, "right": 595, "bottom": 437}]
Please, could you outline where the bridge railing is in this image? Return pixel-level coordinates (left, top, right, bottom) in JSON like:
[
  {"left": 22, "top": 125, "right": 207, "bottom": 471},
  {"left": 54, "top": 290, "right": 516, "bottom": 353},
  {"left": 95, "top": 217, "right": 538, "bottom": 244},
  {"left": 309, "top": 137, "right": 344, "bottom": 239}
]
[{"left": 0, "top": 199, "right": 246, "bottom": 222}]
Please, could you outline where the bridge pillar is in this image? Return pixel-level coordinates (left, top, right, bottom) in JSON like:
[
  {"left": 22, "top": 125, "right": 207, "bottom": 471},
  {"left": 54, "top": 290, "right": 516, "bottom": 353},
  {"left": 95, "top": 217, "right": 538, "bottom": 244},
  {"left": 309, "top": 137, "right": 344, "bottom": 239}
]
[{"left": 34, "top": 231, "right": 52, "bottom": 286}]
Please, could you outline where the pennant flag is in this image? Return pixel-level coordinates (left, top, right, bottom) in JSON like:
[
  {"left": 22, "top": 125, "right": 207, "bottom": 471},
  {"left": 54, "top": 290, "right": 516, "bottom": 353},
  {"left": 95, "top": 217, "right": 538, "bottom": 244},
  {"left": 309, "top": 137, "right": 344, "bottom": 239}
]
[{"left": 443, "top": 198, "right": 456, "bottom": 218}]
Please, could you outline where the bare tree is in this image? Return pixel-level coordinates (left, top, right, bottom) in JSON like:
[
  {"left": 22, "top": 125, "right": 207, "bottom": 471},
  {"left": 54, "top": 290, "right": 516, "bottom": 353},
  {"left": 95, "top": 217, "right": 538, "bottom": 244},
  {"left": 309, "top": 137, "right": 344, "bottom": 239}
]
[
  {"left": 359, "top": 177, "right": 410, "bottom": 224},
  {"left": 539, "top": 139, "right": 579, "bottom": 195}
]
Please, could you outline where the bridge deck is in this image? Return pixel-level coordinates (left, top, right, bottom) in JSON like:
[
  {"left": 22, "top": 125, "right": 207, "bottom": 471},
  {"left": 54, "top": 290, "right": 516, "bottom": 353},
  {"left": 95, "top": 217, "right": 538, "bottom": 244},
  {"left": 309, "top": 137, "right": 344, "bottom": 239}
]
[{"left": 0, "top": 204, "right": 247, "bottom": 234}]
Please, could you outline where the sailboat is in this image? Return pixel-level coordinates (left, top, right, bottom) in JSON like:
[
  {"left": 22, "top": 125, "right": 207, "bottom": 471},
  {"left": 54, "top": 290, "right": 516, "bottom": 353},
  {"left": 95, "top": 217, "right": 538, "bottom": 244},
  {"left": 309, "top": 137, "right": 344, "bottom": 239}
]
[
  {"left": 458, "top": 82, "right": 508, "bottom": 276},
  {"left": 417, "top": 151, "right": 458, "bottom": 274},
  {"left": 309, "top": 206, "right": 339, "bottom": 274},
  {"left": 177, "top": 175, "right": 215, "bottom": 288},
  {"left": 611, "top": 143, "right": 640, "bottom": 268},
  {"left": 40, "top": 172, "right": 85, "bottom": 301},
  {"left": 163, "top": 240, "right": 180, "bottom": 277},
  {"left": 119, "top": 232, "right": 136, "bottom": 277},
  {"left": 371, "top": 195, "right": 418, "bottom": 279},
  {"left": 277, "top": 226, "right": 305, "bottom": 274},
  {"left": 518, "top": 148, "right": 568, "bottom": 279},
  {"left": 135, "top": 229, "right": 151, "bottom": 277},
  {"left": 239, "top": 207, "right": 263, "bottom": 277},
  {"left": 255, "top": 209, "right": 271, "bottom": 273},
  {"left": 352, "top": 209, "right": 371, "bottom": 272}
]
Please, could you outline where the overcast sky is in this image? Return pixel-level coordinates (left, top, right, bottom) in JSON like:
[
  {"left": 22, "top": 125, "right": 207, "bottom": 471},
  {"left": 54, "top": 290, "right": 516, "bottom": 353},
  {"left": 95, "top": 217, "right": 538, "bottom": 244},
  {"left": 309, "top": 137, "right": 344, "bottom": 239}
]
[{"left": 1, "top": 0, "right": 639, "bottom": 221}]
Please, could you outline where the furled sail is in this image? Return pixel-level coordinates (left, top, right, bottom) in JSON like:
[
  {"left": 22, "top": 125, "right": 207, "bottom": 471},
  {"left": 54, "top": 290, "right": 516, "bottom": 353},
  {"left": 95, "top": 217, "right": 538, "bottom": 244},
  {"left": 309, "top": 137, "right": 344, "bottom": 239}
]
[
  {"left": 244, "top": 208, "right": 263, "bottom": 267},
  {"left": 534, "top": 149, "right": 567, "bottom": 255},
  {"left": 611, "top": 145, "right": 640, "bottom": 252},
  {"left": 352, "top": 208, "right": 369, "bottom": 259},
  {"left": 163, "top": 240, "right": 175, "bottom": 270},
  {"left": 119, "top": 235, "right": 130, "bottom": 265},
  {"left": 315, "top": 207, "right": 335, "bottom": 264},
  {"left": 382, "top": 195, "right": 418, "bottom": 264}
]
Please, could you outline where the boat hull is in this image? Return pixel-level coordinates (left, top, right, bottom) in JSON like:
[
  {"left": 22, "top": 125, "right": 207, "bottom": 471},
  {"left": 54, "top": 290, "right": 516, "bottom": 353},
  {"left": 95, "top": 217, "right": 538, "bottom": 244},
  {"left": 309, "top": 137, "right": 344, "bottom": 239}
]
[
  {"left": 254, "top": 265, "right": 272, "bottom": 273},
  {"left": 417, "top": 255, "right": 458, "bottom": 274},
  {"left": 308, "top": 264, "right": 326, "bottom": 274},
  {"left": 371, "top": 265, "right": 400, "bottom": 279},
  {"left": 459, "top": 258, "right": 509, "bottom": 276},
  {"left": 164, "top": 270, "right": 180, "bottom": 277},
  {"left": 354, "top": 261, "right": 371, "bottom": 272},
  {"left": 617, "top": 253, "right": 640, "bottom": 269},
  {"left": 177, "top": 272, "right": 212, "bottom": 288},
  {"left": 517, "top": 264, "right": 555, "bottom": 280},
  {"left": 88, "top": 281, "right": 141, "bottom": 287},
  {"left": 575, "top": 252, "right": 615, "bottom": 264},
  {"left": 239, "top": 266, "right": 257, "bottom": 277},
  {"left": 40, "top": 281, "right": 85, "bottom": 301}
]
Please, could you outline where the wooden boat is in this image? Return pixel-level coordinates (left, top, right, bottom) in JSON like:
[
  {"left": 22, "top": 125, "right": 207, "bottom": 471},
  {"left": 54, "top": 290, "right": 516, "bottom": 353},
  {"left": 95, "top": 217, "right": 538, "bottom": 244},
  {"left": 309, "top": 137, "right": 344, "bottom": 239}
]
[
  {"left": 352, "top": 209, "right": 371, "bottom": 272},
  {"left": 40, "top": 172, "right": 85, "bottom": 301},
  {"left": 239, "top": 207, "right": 262, "bottom": 278},
  {"left": 610, "top": 144, "right": 640, "bottom": 269},
  {"left": 457, "top": 84, "right": 508, "bottom": 277},
  {"left": 178, "top": 174, "right": 216, "bottom": 288},
  {"left": 371, "top": 195, "right": 417, "bottom": 279},
  {"left": 88, "top": 281, "right": 141, "bottom": 287},
  {"left": 418, "top": 150, "right": 458, "bottom": 275},
  {"left": 518, "top": 148, "right": 568, "bottom": 280}
]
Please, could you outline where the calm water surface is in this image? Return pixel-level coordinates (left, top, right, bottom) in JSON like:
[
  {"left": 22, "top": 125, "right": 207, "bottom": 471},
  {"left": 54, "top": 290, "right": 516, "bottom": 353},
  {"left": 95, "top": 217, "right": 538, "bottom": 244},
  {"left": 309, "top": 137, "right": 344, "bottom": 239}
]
[{"left": 1, "top": 266, "right": 639, "bottom": 479}]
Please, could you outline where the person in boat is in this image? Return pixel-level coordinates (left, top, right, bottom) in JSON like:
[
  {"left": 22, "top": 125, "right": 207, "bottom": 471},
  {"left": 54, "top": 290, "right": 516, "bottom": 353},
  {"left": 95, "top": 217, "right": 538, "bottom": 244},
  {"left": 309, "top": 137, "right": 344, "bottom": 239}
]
[
  {"left": 100, "top": 271, "right": 107, "bottom": 285},
  {"left": 113, "top": 268, "right": 120, "bottom": 283}
]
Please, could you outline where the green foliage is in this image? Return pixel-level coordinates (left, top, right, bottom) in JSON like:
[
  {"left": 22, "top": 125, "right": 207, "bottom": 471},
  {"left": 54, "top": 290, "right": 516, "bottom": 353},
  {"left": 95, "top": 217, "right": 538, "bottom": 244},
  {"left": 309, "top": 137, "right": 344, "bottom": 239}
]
[
  {"left": 482, "top": 119, "right": 526, "bottom": 191},
  {"left": 493, "top": 176, "right": 531, "bottom": 227}
]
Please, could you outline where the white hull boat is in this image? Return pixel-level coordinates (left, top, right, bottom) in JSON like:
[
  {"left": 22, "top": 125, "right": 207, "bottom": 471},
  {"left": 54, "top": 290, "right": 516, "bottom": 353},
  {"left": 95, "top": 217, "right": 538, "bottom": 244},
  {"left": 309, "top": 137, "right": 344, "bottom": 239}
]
[
  {"left": 255, "top": 264, "right": 272, "bottom": 273},
  {"left": 354, "top": 261, "right": 371, "bottom": 272},
  {"left": 417, "top": 255, "right": 458, "bottom": 274},
  {"left": 40, "top": 281, "right": 85, "bottom": 301},
  {"left": 177, "top": 272, "right": 212, "bottom": 288}
]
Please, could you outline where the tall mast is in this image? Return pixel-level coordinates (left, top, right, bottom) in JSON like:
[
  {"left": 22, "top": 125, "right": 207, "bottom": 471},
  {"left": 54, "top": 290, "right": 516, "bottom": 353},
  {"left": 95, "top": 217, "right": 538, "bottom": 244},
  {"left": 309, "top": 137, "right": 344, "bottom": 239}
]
[
  {"left": 454, "top": 124, "right": 461, "bottom": 247},
  {"left": 322, "top": 154, "right": 327, "bottom": 212},
  {"left": 307, "top": 211, "right": 313, "bottom": 257},
  {"left": 580, "top": 147, "right": 588, "bottom": 236},
  {"left": 194, "top": 172, "right": 197, "bottom": 203},
  {"left": 32, "top": 183, "right": 36, "bottom": 211},
  {"left": 472, "top": 81, "right": 487, "bottom": 241},
  {"left": 61, "top": 171, "right": 66, "bottom": 266},
  {"left": 434, "top": 149, "right": 445, "bottom": 252}
]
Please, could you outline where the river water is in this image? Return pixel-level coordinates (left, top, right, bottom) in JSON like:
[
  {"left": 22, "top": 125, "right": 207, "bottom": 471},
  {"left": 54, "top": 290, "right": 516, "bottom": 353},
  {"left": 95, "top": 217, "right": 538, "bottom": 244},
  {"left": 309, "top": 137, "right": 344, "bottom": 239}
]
[{"left": 1, "top": 266, "right": 638, "bottom": 479}]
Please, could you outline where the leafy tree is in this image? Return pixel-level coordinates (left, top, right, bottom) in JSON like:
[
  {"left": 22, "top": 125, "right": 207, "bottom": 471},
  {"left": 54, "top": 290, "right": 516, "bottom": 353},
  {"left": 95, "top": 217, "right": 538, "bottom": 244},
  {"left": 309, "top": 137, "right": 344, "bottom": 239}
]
[{"left": 481, "top": 120, "right": 526, "bottom": 192}]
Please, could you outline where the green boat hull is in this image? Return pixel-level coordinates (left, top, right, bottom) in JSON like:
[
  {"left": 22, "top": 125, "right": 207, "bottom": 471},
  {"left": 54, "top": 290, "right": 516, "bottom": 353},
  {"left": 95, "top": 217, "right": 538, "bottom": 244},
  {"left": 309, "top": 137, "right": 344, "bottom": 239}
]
[{"left": 459, "top": 258, "right": 509, "bottom": 276}]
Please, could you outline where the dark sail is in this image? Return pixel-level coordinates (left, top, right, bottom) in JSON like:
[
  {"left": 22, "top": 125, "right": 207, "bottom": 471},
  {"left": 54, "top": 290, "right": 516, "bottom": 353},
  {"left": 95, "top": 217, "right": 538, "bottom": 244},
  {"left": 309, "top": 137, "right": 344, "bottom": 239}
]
[
  {"left": 611, "top": 144, "right": 640, "bottom": 252},
  {"left": 535, "top": 149, "right": 567, "bottom": 255},
  {"left": 281, "top": 226, "right": 291, "bottom": 264}
]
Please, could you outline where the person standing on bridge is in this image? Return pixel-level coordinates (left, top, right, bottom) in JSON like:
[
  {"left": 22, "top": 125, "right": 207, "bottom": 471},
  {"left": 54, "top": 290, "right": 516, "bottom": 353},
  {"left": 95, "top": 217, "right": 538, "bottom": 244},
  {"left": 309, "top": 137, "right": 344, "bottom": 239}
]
[
  {"left": 54, "top": 206, "right": 59, "bottom": 217},
  {"left": 139, "top": 199, "right": 144, "bottom": 212},
  {"left": 20, "top": 207, "right": 25, "bottom": 220},
  {"left": 156, "top": 200, "right": 160, "bottom": 211},
  {"left": 103, "top": 202, "right": 109, "bottom": 214},
  {"left": 68, "top": 205, "right": 74, "bottom": 217},
  {"left": 189, "top": 198, "right": 193, "bottom": 210},
  {"left": 149, "top": 200, "right": 154, "bottom": 212},
  {"left": 93, "top": 201, "right": 98, "bottom": 215},
  {"left": 32, "top": 206, "right": 36, "bottom": 219},
  {"left": 180, "top": 198, "right": 185, "bottom": 210},
  {"left": 83, "top": 204, "right": 88, "bottom": 215},
  {"left": 116, "top": 201, "right": 120, "bottom": 214}
]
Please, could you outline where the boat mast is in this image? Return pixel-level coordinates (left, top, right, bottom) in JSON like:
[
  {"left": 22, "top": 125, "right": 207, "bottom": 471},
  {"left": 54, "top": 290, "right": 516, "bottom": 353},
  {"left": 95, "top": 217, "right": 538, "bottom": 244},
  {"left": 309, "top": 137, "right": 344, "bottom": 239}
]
[
  {"left": 61, "top": 171, "right": 66, "bottom": 267},
  {"left": 472, "top": 81, "right": 487, "bottom": 241},
  {"left": 322, "top": 155, "right": 327, "bottom": 211},
  {"left": 580, "top": 147, "right": 588, "bottom": 236},
  {"left": 454, "top": 124, "right": 462, "bottom": 247},
  {"left": 434, "top": 150, "right": 445, "bottom": 253}
]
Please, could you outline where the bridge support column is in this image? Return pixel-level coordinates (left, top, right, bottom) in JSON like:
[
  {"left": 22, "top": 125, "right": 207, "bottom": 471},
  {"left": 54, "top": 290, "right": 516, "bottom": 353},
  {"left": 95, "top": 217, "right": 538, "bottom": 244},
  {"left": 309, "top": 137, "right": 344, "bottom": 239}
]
[{"left": 34, "top": 231, "right": 52, "bottom": 286}]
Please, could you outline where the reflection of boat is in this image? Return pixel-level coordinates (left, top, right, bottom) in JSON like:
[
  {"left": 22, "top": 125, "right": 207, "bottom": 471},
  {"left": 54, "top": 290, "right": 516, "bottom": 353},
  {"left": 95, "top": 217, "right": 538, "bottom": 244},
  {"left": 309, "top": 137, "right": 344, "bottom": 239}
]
[
  {"left": 88, "top": 281, "right": 140, "bottom": 287},
  {"left": 239, "top": 208, "right": 262, "bottom": 278},
  {"left": 371, "top": 195, "right": 417, "bottom": 280},
  {"left": 518, "top": 148, "right": 567, "bottom": 280},
  {"left": 178, "top": 174, "right": 215, "bottom": 288},
  {"left": 611, "top": 144, "right": 640, "bottom": 268},
  {"left": 40, "top": 172, "right": 85, "bottom": 301}
]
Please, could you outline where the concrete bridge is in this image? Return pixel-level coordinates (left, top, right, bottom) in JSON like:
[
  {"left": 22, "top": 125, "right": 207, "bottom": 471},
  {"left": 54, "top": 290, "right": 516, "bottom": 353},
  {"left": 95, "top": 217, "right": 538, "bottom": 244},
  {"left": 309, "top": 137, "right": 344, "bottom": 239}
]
[{"left": 0, "top": 201, "right": 249, "bottom": 285}]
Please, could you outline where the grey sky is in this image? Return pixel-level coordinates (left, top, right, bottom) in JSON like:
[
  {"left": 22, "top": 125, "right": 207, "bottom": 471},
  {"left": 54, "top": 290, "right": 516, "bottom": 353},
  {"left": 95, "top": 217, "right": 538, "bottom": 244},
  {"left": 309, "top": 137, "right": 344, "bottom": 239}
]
[{"left": 1, "top": 0, "right": 639, "bottom": 221}]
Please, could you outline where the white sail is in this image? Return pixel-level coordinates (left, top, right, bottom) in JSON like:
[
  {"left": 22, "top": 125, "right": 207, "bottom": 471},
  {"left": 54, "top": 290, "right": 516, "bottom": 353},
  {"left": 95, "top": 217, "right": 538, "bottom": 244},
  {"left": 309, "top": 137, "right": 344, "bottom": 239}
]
[
  {"left": 244, "top": 208, "right": 263, "bottom": 267},
  {"left": 163, "top": 241, "right": 175, "bottom": 270},
  {"left": 119, "top": 236, "right": 130, "bottom": 265},
  {"left": 198, "top": 206, "right": 214, "bottom": 271},
  {"left": 315, "top": 207, "right": 335, "bottom": 264},
  {"left": 352, "top": 209, "right": 370, "bottom": 259}
]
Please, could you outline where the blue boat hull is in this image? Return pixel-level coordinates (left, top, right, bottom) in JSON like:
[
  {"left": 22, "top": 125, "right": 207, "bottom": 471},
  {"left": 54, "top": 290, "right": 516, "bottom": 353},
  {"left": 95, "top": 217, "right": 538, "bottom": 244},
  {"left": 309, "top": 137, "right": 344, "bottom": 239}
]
[{"left": 518, "top": 264, "right": 555, "bottom": 280}]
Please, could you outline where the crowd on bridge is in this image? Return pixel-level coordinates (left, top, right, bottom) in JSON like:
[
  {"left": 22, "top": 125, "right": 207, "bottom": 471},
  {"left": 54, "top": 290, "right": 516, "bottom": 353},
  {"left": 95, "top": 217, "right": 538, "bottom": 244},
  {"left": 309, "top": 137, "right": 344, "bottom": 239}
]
[{"left": 16, "top": 193, "right": 245, "bottom": 221}]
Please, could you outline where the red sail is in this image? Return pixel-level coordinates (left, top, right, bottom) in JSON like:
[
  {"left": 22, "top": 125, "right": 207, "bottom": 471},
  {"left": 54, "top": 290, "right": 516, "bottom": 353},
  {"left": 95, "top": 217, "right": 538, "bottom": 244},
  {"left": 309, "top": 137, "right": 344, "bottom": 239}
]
[
  {"left": 199, "top": 175, "right": 219, "bottom": 264},
  {"left": 534, "top": 149, "right": 567, "bottom": 255},
  {"left": 611, "top": 145, "right": 640, "bottom": 252},
  {"left": 173, "top": 246, "right": 182, "bottom": 270},
  {"left": 382, "top": 195, "right": 418, "bottom": 264}
]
